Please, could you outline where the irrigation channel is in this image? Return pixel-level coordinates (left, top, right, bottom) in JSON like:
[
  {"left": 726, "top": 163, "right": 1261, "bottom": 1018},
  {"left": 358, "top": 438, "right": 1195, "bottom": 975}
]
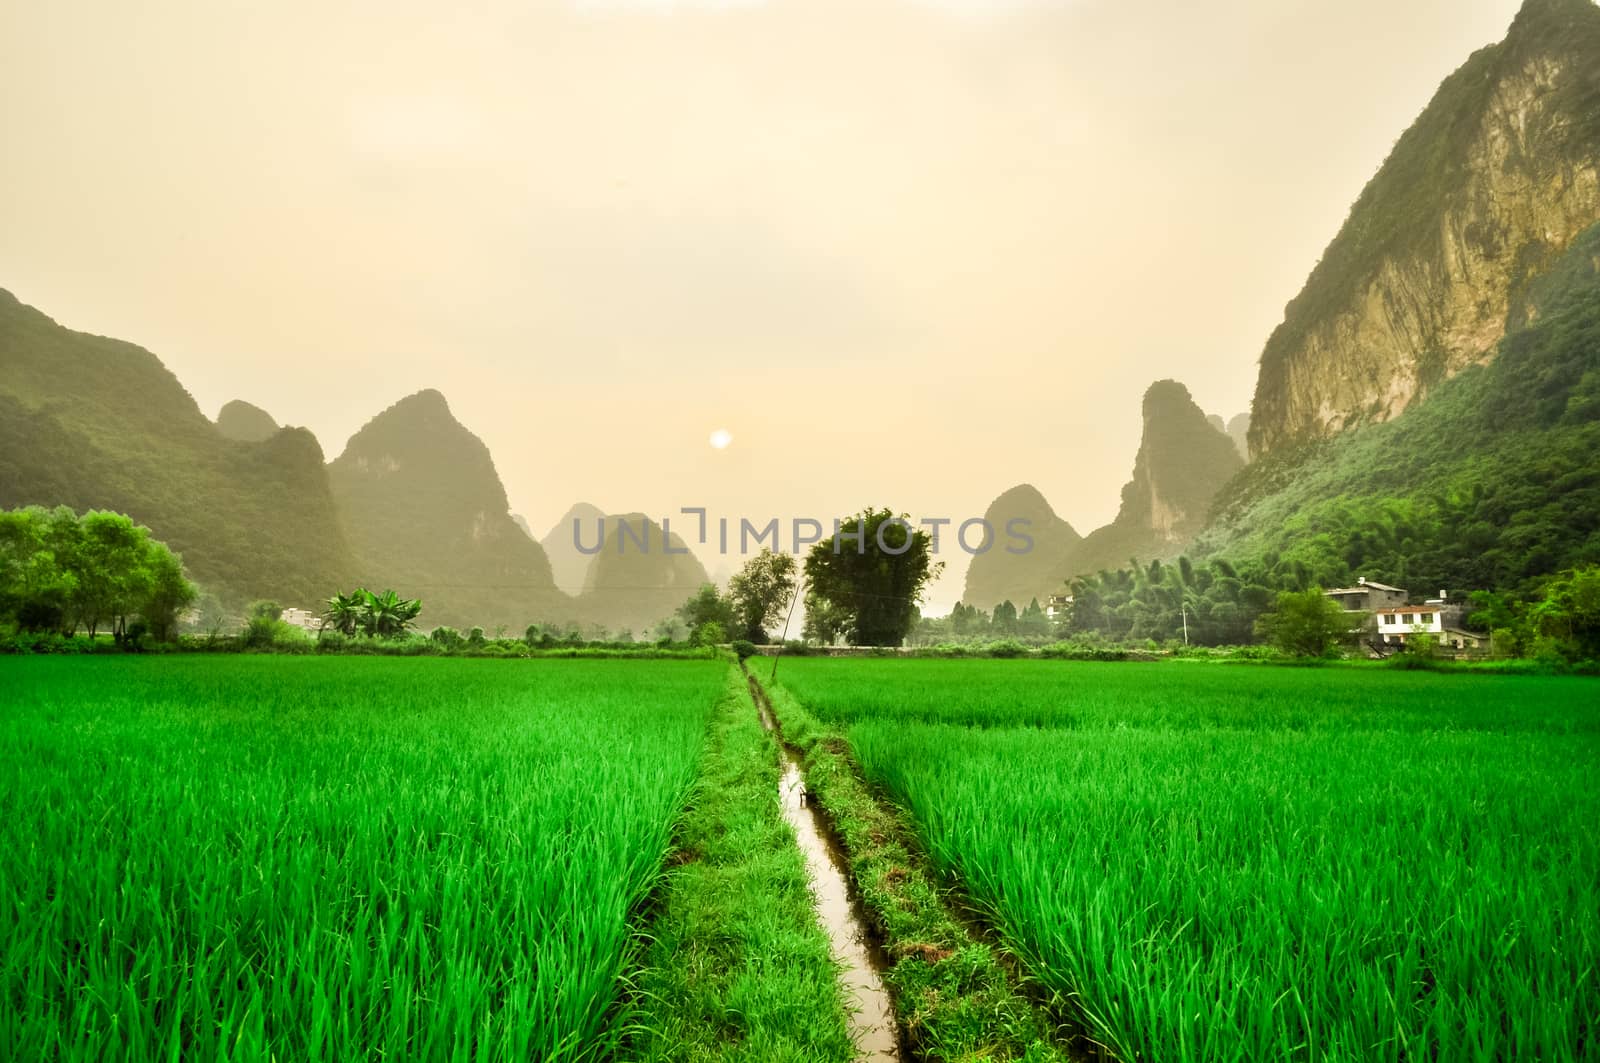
[{"left": 748, "top": 673, "right": 903, "bottom": 1062}]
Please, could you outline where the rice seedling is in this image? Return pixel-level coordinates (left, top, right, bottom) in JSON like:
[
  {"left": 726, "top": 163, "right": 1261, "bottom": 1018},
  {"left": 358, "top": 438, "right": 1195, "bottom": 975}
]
[
  {"left": 0, "top": 656, "right": 722, "bottom": 1062},
  {"left": 776, "top": 659, "right": 1600, "bottom": 1062},
  {"left": 777, "top": 657, "right": 1600, "bottom": 733}
]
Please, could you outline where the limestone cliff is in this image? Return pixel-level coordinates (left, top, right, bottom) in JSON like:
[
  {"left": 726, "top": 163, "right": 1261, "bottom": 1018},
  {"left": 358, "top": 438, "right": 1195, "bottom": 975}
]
[
  {"left": 215, "top": 400, "right": 280, "bottom": 443},
  {"left": 1062, "top": 380, "right": 1244, "bottom": 579},
  {"left": 0, "top": 287, "right": 355, "bottom": 604},
  {"left": 961, "top": 484, "right": 1080, "bottom": 610},
  {"left": 328, "top": 389, "right": 563, "bottom": 629},
  {"left": 541, "top": 502, "right": 608, "bottom": 597},
  {"left": 1249, "top": 0, "right": 1600, "bottom": 455},
  {"left": 576, "top": 513, "right": 710, "bottom": 633}
]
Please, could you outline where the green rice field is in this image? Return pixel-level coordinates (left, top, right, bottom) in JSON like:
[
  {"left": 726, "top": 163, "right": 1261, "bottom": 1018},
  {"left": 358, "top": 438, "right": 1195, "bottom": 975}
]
[
  {"left": 5, "top": 653, "right": 1596, "bottom": 1062},
  {"left": 776, "top": 658, "right": 1600, "bottom": 1062},
  {"left": 0, "top": 657, "right": 722, "bottom": 1061}
]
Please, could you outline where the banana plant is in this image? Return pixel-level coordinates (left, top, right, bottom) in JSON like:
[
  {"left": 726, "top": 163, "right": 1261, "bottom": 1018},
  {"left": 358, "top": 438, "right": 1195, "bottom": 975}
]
[
  {"left": 358, "top": 588, "right": 422, "bottom": 637},
  {"left": 322, "top": 591, "right": 364, "bottom": 636}
]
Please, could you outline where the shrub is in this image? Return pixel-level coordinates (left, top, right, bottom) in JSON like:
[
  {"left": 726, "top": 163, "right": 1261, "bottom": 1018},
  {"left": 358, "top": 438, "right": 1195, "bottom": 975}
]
[{"left": 730, "top": 639, "right": 757, "bottom": 660}]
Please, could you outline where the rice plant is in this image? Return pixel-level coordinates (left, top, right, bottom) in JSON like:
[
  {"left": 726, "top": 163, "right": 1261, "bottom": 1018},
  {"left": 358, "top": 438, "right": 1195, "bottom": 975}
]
[
  {"left": 782, "top": 659, "right": 1600, "bottom": 1062},
  {"left": 0, "top": 656, "right": 723, "bottom": 1062}
]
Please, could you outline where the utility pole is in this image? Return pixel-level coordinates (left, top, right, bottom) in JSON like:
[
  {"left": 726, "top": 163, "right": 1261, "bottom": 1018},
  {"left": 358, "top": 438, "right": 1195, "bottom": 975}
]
[{"left": 771, "top": 577, "right": 805, "bottom": 682}]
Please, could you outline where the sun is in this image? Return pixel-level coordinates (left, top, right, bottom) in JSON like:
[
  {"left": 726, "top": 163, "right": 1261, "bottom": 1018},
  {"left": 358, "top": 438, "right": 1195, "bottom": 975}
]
[{"left": 709, "top": 428, "right": 733, "bottom": 450}]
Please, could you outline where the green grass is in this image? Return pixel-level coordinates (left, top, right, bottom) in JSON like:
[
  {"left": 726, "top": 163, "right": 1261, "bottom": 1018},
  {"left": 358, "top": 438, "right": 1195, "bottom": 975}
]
[
  {"left": 0, "top": 656, "right": 722, "bottom": 1062},
  {"left": 775, "top": 657, "right": 1600, "bottom": 732},
  {"left": 618, "top": 668, "right": 856, "bottom": 1062},
  {"left": 774, "top": 658, "right": 1600, "bottom": 1062}
]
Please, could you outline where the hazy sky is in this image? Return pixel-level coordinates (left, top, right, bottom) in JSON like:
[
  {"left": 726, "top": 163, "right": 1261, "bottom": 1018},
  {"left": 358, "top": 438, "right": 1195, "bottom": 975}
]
[{"left": 1, "top": 0, "right": 1524, "bottom": 608}]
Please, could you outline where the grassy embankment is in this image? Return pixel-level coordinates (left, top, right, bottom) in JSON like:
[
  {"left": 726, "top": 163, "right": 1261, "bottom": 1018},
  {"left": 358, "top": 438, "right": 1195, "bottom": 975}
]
[
  {"left": 619, "top": 665, "right": 856, "bottom": 1061},
  {"left": 749, "top": 664, "right": 1079, "bottom": 1063}
]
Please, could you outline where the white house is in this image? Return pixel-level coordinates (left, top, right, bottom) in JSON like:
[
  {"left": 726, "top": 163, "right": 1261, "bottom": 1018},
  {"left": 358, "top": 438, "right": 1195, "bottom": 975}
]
[
  {"left": 281, "top": 607, "right": 322, "bottom": 634},
  {"left": 1374, "top": 591, "right": 1485, "bottom": 651}
]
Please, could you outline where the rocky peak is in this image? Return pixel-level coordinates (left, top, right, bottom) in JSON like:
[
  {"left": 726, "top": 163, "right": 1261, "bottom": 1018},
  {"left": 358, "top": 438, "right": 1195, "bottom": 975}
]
[
  {"left": 541, "top": 502, "right": 608, "bottom": 596},
  {"left": 215, "top": 399, "right": 280, "bottom": 442},
  {"left": 1248, "top": 0, "right": 1600, "bottom": 456},
  {"left": 1120, "top": 381, "right": 1244, "bottom": 542},
  {"left": 328, "top": 389, "right": 558, "bottom": 627},
  {"left": 960, "top": 484, "right": 1081, "bottom": 611}
]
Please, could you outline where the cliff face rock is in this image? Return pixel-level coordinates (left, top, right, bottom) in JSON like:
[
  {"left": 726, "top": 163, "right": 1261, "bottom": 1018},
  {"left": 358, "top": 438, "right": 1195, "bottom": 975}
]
[
  {"left": 1249, "top": 0, "right": 1600, "bottom": 456},
  {"left": 541, "top": 502, "right": 608, "bottom": 596},
  {"left": 328, "top": 389, "right": 562, "bottom": 628},
  {"left": 1120, "top": 381, "right": 1245, "bottom": 542},
  {"left": 215, "top": 400, "right": 280, "bottom": 443},
  {"left": 961, "top": 484, "right": 1080, "bottom": 610},
  {"left": 1225, "top": 414, "right": 1251, "bottom": 461},
  {"left": 577, "top": 513, "right": 709, "bottom": 633},
  {"left": 1061, "top": 380, "right": 1244, "bottom": 580}
]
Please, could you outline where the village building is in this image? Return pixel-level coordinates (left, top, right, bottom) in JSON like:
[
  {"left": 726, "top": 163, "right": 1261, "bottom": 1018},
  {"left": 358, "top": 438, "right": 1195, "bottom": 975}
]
[
  {"left": 1323, "top": 580, "right": 1485, "bottom": 654},
  {"left": 1322, "top": 577, "right": 1409, "bottom": 613},
  {"left": 1045, "top": 593, "right": 1073, "bottom": 621},
  {"left": 280, "top": 607, "right": 322, "bottom": 634}
]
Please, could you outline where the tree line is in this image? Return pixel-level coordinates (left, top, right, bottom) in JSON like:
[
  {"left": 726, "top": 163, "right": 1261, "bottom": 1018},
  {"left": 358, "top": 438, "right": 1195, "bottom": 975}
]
[{"left": 0, "top": 506, "right": 196, "bottom": 642}]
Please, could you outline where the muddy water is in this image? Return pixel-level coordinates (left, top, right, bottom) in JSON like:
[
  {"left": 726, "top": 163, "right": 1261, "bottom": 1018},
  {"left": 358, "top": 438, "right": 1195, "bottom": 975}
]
[{"left": 760, "top": 700, "right": 902, "bottom": 1062}]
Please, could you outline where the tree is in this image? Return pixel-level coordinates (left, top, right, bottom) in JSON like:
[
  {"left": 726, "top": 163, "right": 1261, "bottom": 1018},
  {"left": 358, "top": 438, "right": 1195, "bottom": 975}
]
[
  {"left": 1255, "top": 589, "right": 1355, "bottom": 658},
  {"left": 1018, "top": 597, "right": 1052, "bottom": 640},
  {"left": 675, "top": 583, "right": 736, "bottom": 643},
  {"left": 950, "top": 602, "right": 989, "bottom": 638},
  {"left": 140, "top": 547, "right": 197, "bottom": 642},
  {"left": 359, "top": 588, "right": 422, "bottom": 637},
  {"left": 1530, "top": 565, "right": 1600, "bottom": 660},
  {"left": 0, "top": 507, "right": 195, "bottom": 641},
  {"left": 803, "top": 508, "right": 942, "bottom": 646},
  {"left": 323, "top": 591, "right": 363, "bottom": 636},
  {"left": 727, "top": 549, "right": 798, "bottom": 643},
  {"left": 992, "top": 600, "right": 1019, "bottom": 635},
  {"left": 0, "top": 506, "right": 75, "bottom": 633},
  {"left": 801, "top": 594, "right": 853, "bottom": 645}
]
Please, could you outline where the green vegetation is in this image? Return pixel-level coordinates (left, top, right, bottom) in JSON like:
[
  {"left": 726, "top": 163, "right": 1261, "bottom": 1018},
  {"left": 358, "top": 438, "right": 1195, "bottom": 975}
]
[
  {"left": 0, "top": 505, "right": 196, "bottom": 641},
  {"left": 1208, "top": 222, "right": 1600, "bottom": 601},
  {"left": 0, "top": 289, "right": 355, "bottom": 606},
  {"left": 0, "top": 657, "right": 722, "bottom": 1061},
  {"left": 804, "top": 508, "right": 942, "bottom": 646},
  {"left": 727, "top": 548, "right": 799, "bottom": 644},
  {"left": 773, "top": 657, "right": 1600, "bottom": 730},
  {"left": 1254, "top": 587, "right": 1355, "bottom": 657},
  {"left": 751, "top": 670, "right": 1073, "bottom": 1062},
  {"left": 621, "top": 669, "right": 855, "bottom": 1062},
  {"left": 322, "top": 587, "right": 424, "bottom": 638},
  {"left": 772, "top": 658, "right": 1600, "bottom": 1062}
]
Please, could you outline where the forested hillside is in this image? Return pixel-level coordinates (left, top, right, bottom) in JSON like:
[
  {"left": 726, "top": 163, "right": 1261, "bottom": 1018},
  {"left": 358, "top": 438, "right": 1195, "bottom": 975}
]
[{"left": 0, "top": 289, "right": 354, "bottom": 605}]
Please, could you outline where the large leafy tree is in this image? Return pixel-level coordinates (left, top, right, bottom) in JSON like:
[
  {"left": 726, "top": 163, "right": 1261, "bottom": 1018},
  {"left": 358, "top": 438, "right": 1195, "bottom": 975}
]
[
  {"left": 727, "top": 548, "right": 798, "bottom": 644},
  {"left": 1531, "top": 565, "right": 1600, "bottom": 660},
  {"left": 1255, "top": 588, "right": 1355, "bottom": 658},
  {"left": 674, "top": 583, "right": 737, "bottom": 643},
  {"left": 0, "top": 506, "right": 195, "bottom": 639},
  {"left": 804, "top": 508, "right": 942, "bottom": 646}
]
